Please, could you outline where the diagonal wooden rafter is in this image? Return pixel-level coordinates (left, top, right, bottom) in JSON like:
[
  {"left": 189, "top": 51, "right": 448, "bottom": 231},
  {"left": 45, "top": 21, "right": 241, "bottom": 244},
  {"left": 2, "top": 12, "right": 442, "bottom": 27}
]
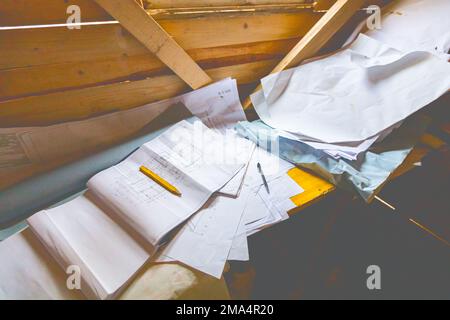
[
  {"left": 243, "top": 0, "right": 366, "bottom": 109},
  {"left": 94, "top": 0, "right": 212, "bottom": 90}
]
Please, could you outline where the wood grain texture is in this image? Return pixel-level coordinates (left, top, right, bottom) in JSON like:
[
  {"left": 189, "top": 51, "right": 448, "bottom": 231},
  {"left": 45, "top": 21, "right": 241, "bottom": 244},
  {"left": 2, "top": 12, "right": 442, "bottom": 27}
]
[
  {"left": 94, "top": 0, "right": 211, "bottom": 89},
  {"left": 145, "top": 0, "right": 310, "bottom": 8},
  {"left": 0, "top": 12, "right": 320, "bottom": 70},
  {"left": 0, "top": 11, "right": 320, "bottom": 100},
  {"left": 0, "top": 59, "right": 278, "bottom": 126},
  {"left": 0, "top": 38, "right": 298, "bottom": 99},
  {"left": 0, "top": 0, "right": 111, "bottom": 26}
]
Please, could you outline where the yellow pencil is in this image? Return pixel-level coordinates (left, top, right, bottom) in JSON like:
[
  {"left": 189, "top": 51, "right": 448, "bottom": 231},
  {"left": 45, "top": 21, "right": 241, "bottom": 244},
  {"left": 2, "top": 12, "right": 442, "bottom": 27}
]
[{"left": 139, "top": 165, "right": 182, "bottom": 196}]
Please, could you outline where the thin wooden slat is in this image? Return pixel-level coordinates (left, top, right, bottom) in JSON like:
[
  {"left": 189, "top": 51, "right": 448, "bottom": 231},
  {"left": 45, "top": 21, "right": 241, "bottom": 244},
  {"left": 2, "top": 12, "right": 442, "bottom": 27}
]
[
  {"left": 274, "top": 0, "right": 366, "bottom": 70},
  {"left": 0, "top": 0, "right": 312, "bottom": 26},
  {"left": 94, "top": 0, "right": 211, "bottom": 89},
  {"left": 243, "top": 0, "right": 365, "bottom": 109},
  {"left": 0, "top": 12, "right": 321, "bottom": 70},
  {"left": 0, "top": 0, "right": 111, "bottom": 26},
  {"left": 0, "top": 38, "right": 298, "bottom": 99},
  {"left": 145, "top": 0, "right": 311, "bottom": 8},
  {"left": 0, "top": 11, "right": 320, "bottom": 100},
  {"left": 147, "top": 3, "right": 315, "bottom": 19},
  {"left": 0, "top": 59, "right": 278, "bottom": 127}
]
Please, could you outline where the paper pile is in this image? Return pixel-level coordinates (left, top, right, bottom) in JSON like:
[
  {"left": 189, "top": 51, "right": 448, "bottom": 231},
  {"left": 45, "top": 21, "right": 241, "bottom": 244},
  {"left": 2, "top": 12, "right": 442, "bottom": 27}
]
[
  {"left": 251, "top": 33, "right": 450, "bottom": 160},
  {"left": 157, "top": 144, "right": 303, "bottom": 277},
  {"left": 157, "top": 79, "right": 305, "bottom": 278},
  {"left": 25, "top": 119, "right": 245, "bottom": 299}
]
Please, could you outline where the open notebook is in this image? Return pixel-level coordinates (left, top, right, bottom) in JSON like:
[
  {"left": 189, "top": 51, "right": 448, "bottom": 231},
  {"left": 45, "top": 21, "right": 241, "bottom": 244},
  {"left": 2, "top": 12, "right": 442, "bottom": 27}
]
[{"left": 26, "top": 120, "right": 244, "bottom": 299}]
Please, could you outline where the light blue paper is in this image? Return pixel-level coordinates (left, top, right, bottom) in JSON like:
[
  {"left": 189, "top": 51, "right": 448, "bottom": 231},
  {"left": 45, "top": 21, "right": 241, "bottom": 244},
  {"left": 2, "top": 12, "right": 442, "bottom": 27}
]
[{"left": 236, "top": 115, "right": 429, "bottom": 202}]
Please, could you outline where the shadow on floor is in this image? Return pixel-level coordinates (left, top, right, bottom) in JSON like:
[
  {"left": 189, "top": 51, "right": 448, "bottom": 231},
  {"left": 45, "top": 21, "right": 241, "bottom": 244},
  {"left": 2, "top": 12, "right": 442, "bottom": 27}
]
[{"left": 227, "top": 161, "right": 450, "bottom": 300}]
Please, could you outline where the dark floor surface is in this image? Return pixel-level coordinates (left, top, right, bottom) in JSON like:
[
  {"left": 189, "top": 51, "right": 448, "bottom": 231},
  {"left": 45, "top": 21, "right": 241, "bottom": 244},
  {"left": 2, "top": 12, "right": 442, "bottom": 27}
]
[{"left": 227, "top": 155, "right": 450, "bottom": 300}]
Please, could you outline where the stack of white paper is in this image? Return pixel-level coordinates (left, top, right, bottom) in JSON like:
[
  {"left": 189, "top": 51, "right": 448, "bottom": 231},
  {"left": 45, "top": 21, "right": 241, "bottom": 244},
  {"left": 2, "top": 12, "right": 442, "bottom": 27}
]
[
  {"left": 0, "top": 228, "right": 83, "bottom": 300},
  {"left": 252, "top": 34, "right": 450, "bottom": 160},
  {"left": 28, "top": 193, "right": 151, "bottom": 300},
  {"left": 153, "top": 78, "right": 305, "bottom": 277}
]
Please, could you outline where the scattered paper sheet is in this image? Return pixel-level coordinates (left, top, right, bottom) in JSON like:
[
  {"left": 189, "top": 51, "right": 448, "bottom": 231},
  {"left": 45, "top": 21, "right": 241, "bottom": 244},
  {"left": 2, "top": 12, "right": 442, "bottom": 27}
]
[
  {"left": 273, "top": 127, "right": 380, "bottom": 160},
  {"left": 245, "top": 174, "right": 302, "bottom": 236},
  {"left": 182, "top": 78, "right": 247, "bottom": 132},
  {"left": 227, "top": 215, "right": 250, "bottom": 261},
  {"left": 158, "top": 190, "right": 251, "bottom": 278},
  {"left": 218, "top": 141, "right": 256, "bottom": 197},
  {"left": 181, "top": 77, "right": 253, "bottom": 197},
  {"left": 0, "top": 77, "right": 308, "bottom": 296},
  {"left": 258, "top": 174, "right": 304, "bottom": 215},
  {"left": 236, "top": 115, "right": 429, "bottom": 202},
  {"left": 239, "top": 146, "right": 303, "bottom": 235},
  {"left": 156, "top": 143, "right": 304, "bottom": 275},
  {"left": 253, "top": 34, "right": 450, "bottom": 144},
  {"left": 24, "top": 119, "right": 244, "bottom": 299}
]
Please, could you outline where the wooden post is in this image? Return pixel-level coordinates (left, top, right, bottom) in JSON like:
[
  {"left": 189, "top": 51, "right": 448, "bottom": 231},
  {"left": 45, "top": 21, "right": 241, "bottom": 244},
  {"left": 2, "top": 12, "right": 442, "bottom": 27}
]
[
  {"left": 243, "top": 0, "right": 366, "bottom": 109},
  {"left": 95, "top": 0, "right": 212, "bottom": 89}
]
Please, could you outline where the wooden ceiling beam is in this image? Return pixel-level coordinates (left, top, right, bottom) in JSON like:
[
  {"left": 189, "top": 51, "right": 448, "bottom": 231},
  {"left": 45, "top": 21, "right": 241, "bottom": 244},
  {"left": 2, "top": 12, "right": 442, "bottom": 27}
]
[
  {"left": 243, "top": 0, "right": 366, "bottom": 109},
  {"left": 94, "top": 0, "right": 212, "bottom": 89}
]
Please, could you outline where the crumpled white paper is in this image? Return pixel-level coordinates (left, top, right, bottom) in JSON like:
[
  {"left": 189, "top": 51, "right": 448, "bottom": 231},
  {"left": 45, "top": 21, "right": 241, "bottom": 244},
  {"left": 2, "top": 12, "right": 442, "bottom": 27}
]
[{"left": 253, "top": 34, "right": 450, "bottom": 144}]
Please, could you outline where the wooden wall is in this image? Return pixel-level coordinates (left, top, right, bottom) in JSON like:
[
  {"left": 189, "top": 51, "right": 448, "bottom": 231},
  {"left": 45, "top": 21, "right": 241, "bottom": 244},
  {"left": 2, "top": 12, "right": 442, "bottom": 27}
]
[{"left": 0, "top": 0, "right": 324, "bottom": 126}]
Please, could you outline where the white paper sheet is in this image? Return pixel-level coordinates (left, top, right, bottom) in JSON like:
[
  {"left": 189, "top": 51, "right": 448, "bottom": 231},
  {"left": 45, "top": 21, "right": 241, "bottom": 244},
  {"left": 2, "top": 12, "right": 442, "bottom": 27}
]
[
  {"left": 156, "top": 145, "right": 302, "bottom": 274},
  {"left": 157, "top": 190, "right": 250, "bottom": 278},
  {"left": 27, "top": 193, "right": 151, "bottom": 300},
  {"left": 273, "top": 126, "right": 380, "bottom": 160},
  {"left": 227, "top": 215, "right": 250, "bottom": 261},
  {"left": 24, "top": 120, "right": 244, "bottom": 299},
  {"left": 253, "top": 34, "right": 450, "bottom": 144},
  {"left": 218, "top": 140, "right": 256, "bottom": 197},
  {"left": 0, "top": 228, "right": 84, "bottom": 300},
  {"left": 238, "top": 146, "right": 303, "bottom": 235},
  {"left": 183, "top": 78, "right": 247, "bottom": 132},
  {"left": 365, "top": 0, "right": 450, "bottom": 60},
  {"left": 244, "top": 174, "right": 302, "bottom": 236},
  {"left": 180, "top": 77, "right": 254, "bottom": 197},
  {"left": 258, "top": 174, "right": 304, "bottom": 214},
  {"left": 88, "top": 120, "right": 244, "bottom": 246}
]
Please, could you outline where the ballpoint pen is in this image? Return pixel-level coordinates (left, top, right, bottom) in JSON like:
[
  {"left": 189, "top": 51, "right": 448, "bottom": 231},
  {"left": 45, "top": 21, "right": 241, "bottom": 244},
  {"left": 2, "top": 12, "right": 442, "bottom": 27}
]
[{"left": 257, "top": 162, "right": 270, "bottom": 194}]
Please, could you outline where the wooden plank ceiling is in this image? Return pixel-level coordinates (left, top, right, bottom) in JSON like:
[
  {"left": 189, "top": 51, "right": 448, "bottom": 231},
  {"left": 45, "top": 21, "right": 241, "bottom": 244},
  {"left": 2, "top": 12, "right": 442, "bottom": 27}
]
[{"left": 0, "top": 0, "right": 324, "bottom": 126}]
